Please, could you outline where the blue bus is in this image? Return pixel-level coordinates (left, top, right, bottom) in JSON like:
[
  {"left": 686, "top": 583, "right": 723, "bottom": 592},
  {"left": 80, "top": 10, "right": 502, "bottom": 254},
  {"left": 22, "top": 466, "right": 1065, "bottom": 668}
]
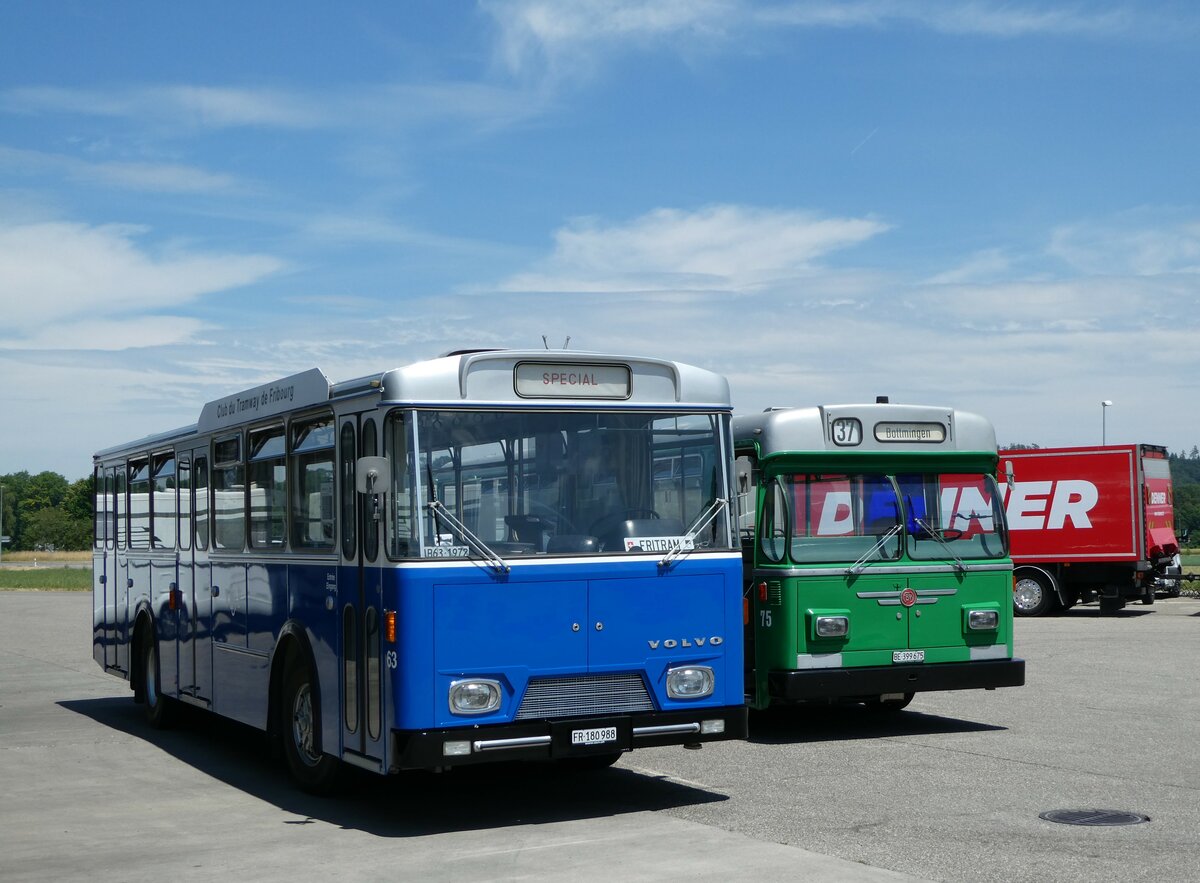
[{"left": 92, "top": 349, "right": 747, "bottom": 790}]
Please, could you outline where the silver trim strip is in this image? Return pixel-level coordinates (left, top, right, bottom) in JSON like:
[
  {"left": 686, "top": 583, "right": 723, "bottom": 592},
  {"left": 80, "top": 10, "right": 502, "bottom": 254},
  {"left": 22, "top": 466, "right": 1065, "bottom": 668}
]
[
  {"left": 341, "top": 750, "right": 384, "bottom": 772},
  {"left": 755, "top": 563, "right": 1012, "bottom": 578},
  {"left": 633, "top": 723, "right": 701, "bottom": 737},
  {"left": 970, "top": 644, "right": 1011, "bottom": 661},
  {"left": 472, "top": 735, "right": 553, "bottom": 752},
  {"left": 795, "top": 652, "right": 844, "bottom": 669}
]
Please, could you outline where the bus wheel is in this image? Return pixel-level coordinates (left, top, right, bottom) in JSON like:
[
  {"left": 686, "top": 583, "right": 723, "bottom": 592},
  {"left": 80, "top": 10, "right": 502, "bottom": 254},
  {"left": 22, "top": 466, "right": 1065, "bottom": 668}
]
[
  {"left": 282, "top": 661, "right": 341, "bottom": 794},
  {"left": 141, "top": 635, "right": 174, "bottom": 729},
  {"left": 1013, "top": 573, "right": 1054, "bottom": 617}
]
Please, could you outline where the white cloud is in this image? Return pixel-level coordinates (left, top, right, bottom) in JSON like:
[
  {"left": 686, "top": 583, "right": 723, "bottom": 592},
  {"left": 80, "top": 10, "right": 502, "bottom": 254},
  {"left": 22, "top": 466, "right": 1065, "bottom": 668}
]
[
  {"left": 501, "top": 204, "right": 890, "bottom": 292},
  {"left": 1048, "top": 219, "right": 1200, "bottom": 276},
  {"left": 485, "top": 1, "right": 1164, "bottom": 76},
  {"left": 2, "top": 85, "right": 328, "bottom": 129},
  {"left": 0, "top": 221, "right": 285, "bottom": 339},
  {"left": 0, "top": 146, "right": 241, "bottom": 193}
]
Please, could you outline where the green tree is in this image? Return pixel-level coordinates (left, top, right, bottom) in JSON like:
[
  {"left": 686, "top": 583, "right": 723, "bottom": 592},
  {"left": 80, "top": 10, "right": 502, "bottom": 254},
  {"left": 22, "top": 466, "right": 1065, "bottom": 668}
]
[{"left": 24, "top": 506, "right": 90, "bottom": 551}]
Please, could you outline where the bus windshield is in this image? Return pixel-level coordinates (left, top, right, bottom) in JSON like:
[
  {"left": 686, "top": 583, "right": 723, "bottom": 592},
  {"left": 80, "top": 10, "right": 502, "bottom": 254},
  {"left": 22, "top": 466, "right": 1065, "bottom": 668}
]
[
  {"left": 765, "top": 471, "right": 1007, "bottom": 564},
  {"left": 899, "top": 472, "right": 1007, "bottom": 560},
  {"left": 775, "top": 473, "right": 903, "bottom": 565},
  {"left": 386, "top": 410, "right": 733, "bottom": 558}
]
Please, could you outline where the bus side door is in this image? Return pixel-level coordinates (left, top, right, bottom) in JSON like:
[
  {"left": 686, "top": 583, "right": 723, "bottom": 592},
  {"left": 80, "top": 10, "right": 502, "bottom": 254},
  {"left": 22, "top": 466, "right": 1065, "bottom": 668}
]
[{"left": 337, "top": 415, "right": 386, "bottom": 768}]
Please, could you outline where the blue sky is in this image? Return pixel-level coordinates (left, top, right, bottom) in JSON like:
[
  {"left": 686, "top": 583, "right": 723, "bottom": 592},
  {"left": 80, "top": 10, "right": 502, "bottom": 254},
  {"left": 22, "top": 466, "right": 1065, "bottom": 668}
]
[{"left": 2, "top": 1, "right": 1198, "bottom": 479}]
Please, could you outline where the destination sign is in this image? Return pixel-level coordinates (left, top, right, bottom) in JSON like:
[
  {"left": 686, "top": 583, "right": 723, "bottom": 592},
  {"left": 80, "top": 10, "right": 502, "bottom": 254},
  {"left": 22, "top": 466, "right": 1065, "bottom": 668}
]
[
  {"left": 514, "top": 362, "right": 631, "bottom": 399},
  {"left": 874, "top": 422, "right": 947, "bottom": 443}
]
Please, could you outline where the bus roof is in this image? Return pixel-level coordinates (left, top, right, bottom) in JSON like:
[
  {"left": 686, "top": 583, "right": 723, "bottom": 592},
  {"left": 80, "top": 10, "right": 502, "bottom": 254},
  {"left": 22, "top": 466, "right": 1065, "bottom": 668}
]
[
  {"left": 95, "top": 350, "right": 730, "bottom": 460},
  {"left": 733, "top": 403, "right": 997, "bottom": 458}
]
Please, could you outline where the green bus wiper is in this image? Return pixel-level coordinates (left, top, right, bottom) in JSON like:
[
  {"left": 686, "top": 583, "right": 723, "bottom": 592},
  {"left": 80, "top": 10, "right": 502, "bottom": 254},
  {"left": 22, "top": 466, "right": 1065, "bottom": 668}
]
[
  {"left": 913, "top": 516, "right": 965, "bottom": 574},
  {"left": 847, "top": 524, "right": 902, "bottom": 576}
]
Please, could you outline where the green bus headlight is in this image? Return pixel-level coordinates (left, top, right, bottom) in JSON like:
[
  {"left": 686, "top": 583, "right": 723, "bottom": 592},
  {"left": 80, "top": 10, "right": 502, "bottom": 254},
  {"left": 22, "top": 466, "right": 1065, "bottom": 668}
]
[
  {"left": 968, "top": 610, "right": 999, "bottom": 631},
  {"left": 816, "top": 615, "right": 849, "bottom": 638}
]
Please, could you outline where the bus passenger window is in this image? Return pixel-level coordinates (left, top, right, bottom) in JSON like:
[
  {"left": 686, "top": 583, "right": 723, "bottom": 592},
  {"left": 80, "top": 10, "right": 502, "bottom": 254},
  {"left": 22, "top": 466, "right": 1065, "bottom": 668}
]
[
  {"left": 249, "top": 426, "right": 287, "bottom": 549},
  {"left": 152, "top": 453, "right": 177, "bottom": 549},
  {"left": 128, "top": 459, "right": 151, "bottom": 550},
  {"left": 291, "top": 415, "right": 335, "bottom": 552},
  {"left": 213, "top": 435, "right": 244, "bottom": 551},
  {"left": 194, "top": 457, "right": 209, "bottom": 550}
]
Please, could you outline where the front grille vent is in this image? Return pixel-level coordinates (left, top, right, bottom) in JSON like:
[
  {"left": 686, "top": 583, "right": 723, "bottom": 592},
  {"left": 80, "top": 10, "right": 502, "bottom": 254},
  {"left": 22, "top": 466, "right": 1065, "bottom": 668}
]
[{"left": 515, "top": 673, "right": 655, "bottom": 720}]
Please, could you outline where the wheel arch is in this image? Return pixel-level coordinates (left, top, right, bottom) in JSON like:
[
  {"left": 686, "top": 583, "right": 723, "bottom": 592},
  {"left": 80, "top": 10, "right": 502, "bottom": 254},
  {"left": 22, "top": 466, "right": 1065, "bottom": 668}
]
[
  {"left": 268, "top": 620, "right": 323, "bottom": 750},
  {"left": 130, "top": 601, "right": 156, "bottom": 700},
  {"left": 1014, "top": 564, "right": 1061, "bottom": 599}
]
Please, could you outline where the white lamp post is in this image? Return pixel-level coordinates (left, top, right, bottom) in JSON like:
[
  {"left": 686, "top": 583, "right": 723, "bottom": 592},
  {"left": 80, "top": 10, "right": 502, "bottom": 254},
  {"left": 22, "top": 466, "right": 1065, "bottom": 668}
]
[{"left": 1101, "top": 400, "right": 1113, "bottom": 445}]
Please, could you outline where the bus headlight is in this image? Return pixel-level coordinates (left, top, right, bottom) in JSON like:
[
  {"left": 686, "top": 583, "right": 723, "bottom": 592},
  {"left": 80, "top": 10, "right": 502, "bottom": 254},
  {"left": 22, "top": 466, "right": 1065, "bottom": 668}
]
[
  {"left": 967, "top": 609, "right": 999, "bottom": 631},
  {"left": 666, "top": 666, "right": 714, "bottom": 699},
  {"left": 815, "top": 615, "right": 849, "bottom": 638},
  {"left": 448, "top": 679, "right": 502, "bottom": 715}
]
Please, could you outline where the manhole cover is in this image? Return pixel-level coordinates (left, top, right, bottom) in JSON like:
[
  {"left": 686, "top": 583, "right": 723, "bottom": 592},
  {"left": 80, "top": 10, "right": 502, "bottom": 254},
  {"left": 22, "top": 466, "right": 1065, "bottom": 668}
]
[{"left": 1039, "top": 809, "right": 1150, "bottom": 827}]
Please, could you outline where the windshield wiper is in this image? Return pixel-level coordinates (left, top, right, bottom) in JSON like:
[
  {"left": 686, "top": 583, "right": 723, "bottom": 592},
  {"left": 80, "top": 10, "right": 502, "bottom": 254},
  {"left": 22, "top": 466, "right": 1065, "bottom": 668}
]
[
  {"left": 660, "top": 498, "right": 729, "bottom": 567},
  {"left": 913, "top": 516, "right": 965, "bottom": 574},
  {"left": 427, "top": 500, "right": 511, "bottom": 575},
  {"left": 846, "top": 524, "right": 902, "bottom": 576}
]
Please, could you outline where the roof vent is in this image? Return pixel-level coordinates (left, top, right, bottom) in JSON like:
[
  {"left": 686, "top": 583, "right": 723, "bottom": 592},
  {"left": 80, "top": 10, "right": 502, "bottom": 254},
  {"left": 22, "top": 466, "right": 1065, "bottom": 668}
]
[{"left": 876, "top": 395, "right": 889, "bottom": 404}]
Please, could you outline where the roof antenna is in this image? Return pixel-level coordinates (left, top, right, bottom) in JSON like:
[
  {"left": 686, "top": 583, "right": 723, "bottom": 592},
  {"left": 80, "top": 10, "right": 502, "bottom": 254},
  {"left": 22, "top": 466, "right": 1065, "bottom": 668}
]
[
  {"left": 542, "top": 335, "right": 549, "bottom": 349},
  {"left": 541, "top": 335, "right": 571, "bottom": 350}
]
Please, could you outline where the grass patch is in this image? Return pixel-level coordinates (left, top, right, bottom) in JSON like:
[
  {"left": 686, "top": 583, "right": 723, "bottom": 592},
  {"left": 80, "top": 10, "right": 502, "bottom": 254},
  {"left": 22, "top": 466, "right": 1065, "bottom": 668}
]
[
  {"left": 1, "top": 550, "right": 91, "bottom": 564},
  {"left": 0, "top": 568, "right": 91, "bottom": 591}
]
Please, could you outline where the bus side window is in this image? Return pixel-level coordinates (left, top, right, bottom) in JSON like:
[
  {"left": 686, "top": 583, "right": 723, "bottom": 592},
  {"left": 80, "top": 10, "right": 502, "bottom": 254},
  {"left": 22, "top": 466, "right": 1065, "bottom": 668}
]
[
  {"left": 178, "top": 459, "right": 191, "bottom": 551},
  {"left": 213, "top": 435, "right": 244, "bottom": 551},
  {"left": 760, "top": 479, "right": 788, "bottom": 562},
  {"left": 194, "top": 456, "right": 209, "bottom": 550}
]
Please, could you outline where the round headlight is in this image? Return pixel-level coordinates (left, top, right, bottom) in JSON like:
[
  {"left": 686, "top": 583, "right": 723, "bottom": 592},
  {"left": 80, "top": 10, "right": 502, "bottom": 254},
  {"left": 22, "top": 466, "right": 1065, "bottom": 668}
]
[
  {"left": 449, "top": 679, "right": 502, "bottom": 714},
  {"left": 666, "top": 666, "right": 715, "bottom": 699}
]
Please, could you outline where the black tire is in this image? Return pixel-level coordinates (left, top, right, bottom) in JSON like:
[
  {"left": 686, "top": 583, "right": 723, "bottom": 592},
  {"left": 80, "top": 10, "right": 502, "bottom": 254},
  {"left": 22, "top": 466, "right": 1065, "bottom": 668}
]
[
  {"left": 281, "top": 659, "right": 341, "bottom": 794},
  {"left": 141, "top": 633, "right": 174, "bottom": 729},
  {"left": 1013, "top": 571, "right": 1055, "bottom": 617}
]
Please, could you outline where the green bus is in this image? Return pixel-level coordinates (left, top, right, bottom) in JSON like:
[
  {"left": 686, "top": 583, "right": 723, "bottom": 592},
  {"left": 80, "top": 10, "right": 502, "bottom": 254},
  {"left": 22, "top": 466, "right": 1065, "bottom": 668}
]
[{"left": 734, "top": 401, "right": 1025, "bottom": 711}]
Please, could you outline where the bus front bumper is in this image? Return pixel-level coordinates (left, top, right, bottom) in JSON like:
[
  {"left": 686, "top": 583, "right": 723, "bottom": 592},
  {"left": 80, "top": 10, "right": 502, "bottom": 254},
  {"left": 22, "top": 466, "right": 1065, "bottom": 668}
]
[
  {"left": 391, "top": 705, "right": 749, "bottom": 770},
  {"left": 768, "top": 657, "right": 1026, "bottom": 702}
]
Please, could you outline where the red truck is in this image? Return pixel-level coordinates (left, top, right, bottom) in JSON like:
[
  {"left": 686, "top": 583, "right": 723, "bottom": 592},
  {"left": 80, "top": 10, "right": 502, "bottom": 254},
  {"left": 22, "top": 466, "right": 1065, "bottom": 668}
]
[{"left": 999, "top": 444, "right": 1183, "bottom": 616}]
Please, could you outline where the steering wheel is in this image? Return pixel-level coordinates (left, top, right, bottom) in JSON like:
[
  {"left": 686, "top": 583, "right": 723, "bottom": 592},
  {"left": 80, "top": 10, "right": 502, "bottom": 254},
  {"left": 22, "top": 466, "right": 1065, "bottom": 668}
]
[{"left": 587, "top": 508, "right": 662, "bottom": 536}]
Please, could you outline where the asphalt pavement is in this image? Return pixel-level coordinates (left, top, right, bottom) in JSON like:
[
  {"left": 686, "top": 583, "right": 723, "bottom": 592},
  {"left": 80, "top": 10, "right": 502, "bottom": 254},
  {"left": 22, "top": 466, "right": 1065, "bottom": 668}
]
[{"left": 2, "top": 591, "right": 1198, "bottom": 882}]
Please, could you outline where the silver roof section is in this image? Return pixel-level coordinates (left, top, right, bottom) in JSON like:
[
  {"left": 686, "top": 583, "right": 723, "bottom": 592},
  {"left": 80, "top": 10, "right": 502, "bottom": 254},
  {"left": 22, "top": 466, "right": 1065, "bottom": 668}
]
[
  {"left": 733, "top": 403, "right": 997, "bottom": 454},
  {"left": 95, "top": 351, "right": 730, "bottom": 460},
  {"left": 378, "top": 350, "right": 730, "bottom": 408}
]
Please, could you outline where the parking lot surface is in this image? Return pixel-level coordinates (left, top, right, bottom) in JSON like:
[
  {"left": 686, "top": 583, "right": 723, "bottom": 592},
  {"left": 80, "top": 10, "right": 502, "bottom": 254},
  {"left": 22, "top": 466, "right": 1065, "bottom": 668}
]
[{"left": 2, "top": 592, "right": 1197, "bottom": 882}]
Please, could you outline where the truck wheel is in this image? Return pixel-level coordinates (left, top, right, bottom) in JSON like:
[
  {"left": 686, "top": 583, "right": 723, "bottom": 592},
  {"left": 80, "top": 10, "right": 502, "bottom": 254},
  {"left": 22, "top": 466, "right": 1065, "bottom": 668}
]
[
  {"left": 281, "top": 660, "right": 341, "bottom": 794},
  {"left": 1013, "top": 573, "right": 1054, "bottom": 617}
]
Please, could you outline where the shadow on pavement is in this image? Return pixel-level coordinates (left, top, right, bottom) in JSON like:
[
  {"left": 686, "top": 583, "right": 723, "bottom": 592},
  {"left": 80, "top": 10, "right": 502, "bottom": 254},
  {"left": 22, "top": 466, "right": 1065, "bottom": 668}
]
[
  {"left": 747, "top": 703, "right": 1004, "bottom": 745},
  {"left": 58, "top": 697, "right": 728, "bottom": 836}
]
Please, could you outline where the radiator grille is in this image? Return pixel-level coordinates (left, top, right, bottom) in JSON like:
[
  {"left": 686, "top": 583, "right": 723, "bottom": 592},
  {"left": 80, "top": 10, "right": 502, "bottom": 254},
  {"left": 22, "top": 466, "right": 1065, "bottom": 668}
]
[{"left": 515, "top": 673, "right": 655, "bottom": 720}]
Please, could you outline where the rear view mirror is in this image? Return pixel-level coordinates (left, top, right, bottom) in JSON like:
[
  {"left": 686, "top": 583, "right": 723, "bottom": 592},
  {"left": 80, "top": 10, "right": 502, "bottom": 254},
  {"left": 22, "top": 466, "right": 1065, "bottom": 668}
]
[{"left": 356, "top": 456, "right": 390, "bottom": 494}]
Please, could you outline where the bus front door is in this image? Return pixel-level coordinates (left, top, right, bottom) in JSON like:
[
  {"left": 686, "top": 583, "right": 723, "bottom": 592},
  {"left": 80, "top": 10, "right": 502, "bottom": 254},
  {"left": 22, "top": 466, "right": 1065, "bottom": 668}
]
[{"left": 338, "top": 415, "right": 386, "bottom": 769}]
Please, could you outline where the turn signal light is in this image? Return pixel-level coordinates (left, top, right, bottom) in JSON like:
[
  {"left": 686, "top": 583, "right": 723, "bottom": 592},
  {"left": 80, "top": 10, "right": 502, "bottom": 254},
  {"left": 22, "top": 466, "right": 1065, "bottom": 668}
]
[{"left": 384, "top": 609, "right": 396, "bottom": 643}]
